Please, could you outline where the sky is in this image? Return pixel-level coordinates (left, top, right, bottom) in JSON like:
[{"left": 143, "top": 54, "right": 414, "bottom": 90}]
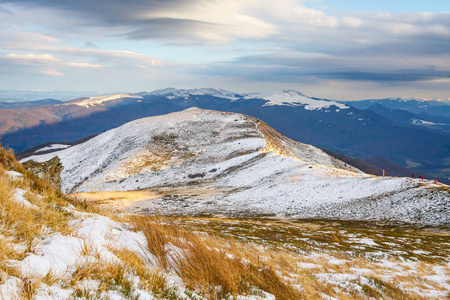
[{"left": 0, "top": 0, "right": 449, "bottom": 100}]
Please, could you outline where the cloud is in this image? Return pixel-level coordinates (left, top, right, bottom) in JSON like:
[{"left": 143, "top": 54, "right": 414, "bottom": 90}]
[
  {"left": 192, "top": 48, "right": 450, "bottom": 85},
  {"left": 2, "top": 53, "right": 101, "bottom": 68},
  {"left": 1, "top": 32, "right": 164, "bottom": 67},
  {"left": 0, "top": 0, "right": 277, "bottom": 44},
  {"left": 1, "top": 0, "right": 450, "bottom": 98},
  {"left": 3, "top": 53, "right": 60, "bottom": 64},
  {"left": 42, "top": 69, "right": 64, "bottom": 76}
]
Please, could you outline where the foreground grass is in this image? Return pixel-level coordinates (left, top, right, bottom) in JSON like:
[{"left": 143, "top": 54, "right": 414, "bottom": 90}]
[
  {"left": 133, "top": 216, "right": 304, "bottom": 299},
  {"left": 131, "top": 216, "right": 450, "bottom": 299}
]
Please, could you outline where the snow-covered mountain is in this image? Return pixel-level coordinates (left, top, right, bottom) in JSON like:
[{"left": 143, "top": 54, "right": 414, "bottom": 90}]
[
  {"left": 141, "top": 87, "right": 241, "bottom": 100},
  {"left": 249, "top": 90, "right": 349, "bottom": 110},
  {"left": 23, "top": 109, "right": 450, "bottom": 225}
]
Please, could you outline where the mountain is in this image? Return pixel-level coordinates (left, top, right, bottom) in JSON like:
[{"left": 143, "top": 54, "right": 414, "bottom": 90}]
[
  {"left": 22, "top": 109, "right": 450, "bottom": 225},
  {"left": 363, "top": 104, "right": 450, "bottom": 135},
  {"left": 346, "top": 97, "right": 450, "bottom": 119},
  {"left": 0, "top": 98, "right": 62, "bottom": 109},
  {"left": 3, "top": 88, "right": 450, "bottom": 179}
]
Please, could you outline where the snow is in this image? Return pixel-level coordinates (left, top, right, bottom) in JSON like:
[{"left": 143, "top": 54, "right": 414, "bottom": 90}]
[
  {"left": 5, "top": 208, "right": 162, "bottom": 298},
  {"left": 22, "top": 108, "right": 450, "bottom": 225},
  {"left": 13, "top": 188, "right": 39, "bottom": 209},
  {"left": 1, "top": 198, "right": 281, "bottom": 299},
  {"left": 0, "top": 277, "right": 22, "bottom": 299},
  {"left": 64, "top": 93, "right": 143, "bottom": 107},
  {"left": 350, "top": 237, "right": 378, "bottom": 247},
  {"left": 314, "top": 273, "right": 377, "bottom": 295},
  {"left": 412, "top": 119, "right": 439, "bottom": 125},
  {"left": 6, "top": 170, "right": 23, "bottom": 179},
  {"left": 35, "top": 144, "right": 71, "bottom": 153},
  {"left": 13, "top": 233, "right": 82, "bottom": 277},
  {"left": 248, "top": 90, "right": 349, "bottom": 110},
  {"left": 297, "top": 262, "right": 321, "bottom": 269}
]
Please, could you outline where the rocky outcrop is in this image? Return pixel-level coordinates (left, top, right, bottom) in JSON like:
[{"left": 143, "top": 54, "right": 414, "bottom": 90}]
[{"left": 23, "top": 156, "right": 63, "bottom": 190}]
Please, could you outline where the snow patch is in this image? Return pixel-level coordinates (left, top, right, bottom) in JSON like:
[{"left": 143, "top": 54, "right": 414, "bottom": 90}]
[
  {"left": 35, "top": 144, "right": 71, "bottom": 153},
  {"left": 6, "top": 170, "right": 23, "bottom": 179},
  {"left": 13, "top": 188, "right": 39, "bottom": 210}
]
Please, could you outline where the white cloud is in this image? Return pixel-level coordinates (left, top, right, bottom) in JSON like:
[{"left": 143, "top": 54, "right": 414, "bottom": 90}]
[
  {"left": 3, "top": 53, "right": 60, "bottom": 64},
  {"left": 1, "top": 32, "right": 164, "bottom": 69},
  {"left": 42, "top": 69, "right": 65, "bottom": 76},
  {"left": 2, "top": 53, "right": 101, "bottom": 68}
]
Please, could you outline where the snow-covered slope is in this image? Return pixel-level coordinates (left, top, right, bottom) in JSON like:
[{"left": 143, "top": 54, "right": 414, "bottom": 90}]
[
  {"left": 23, "top": 109, "right": 450, "bottom": 225},
  {"left": 250, "top": 90, "right": 349, "bottom": 110}
]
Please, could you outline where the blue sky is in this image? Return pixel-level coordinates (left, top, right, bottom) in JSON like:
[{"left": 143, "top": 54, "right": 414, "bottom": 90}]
[
  {"left": 314, "top": 0, "right": 449, "bottom": 13},
  {"left": 0, "top": 0, "right": 449, "bottom": 100}
]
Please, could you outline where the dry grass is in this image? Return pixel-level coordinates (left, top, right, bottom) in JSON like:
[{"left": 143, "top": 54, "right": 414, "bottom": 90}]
[
  {"left": 161, "top": 217, "right": 450, "bottom": 300},
  {"left": 109, "top": 247, "right": 179, "bottom": 298},
  {"left": 67, "top": 243, "right": 178, "bottom": 299},
  {"left": 69, "top": 259, "right": 137, "bottom": 297},
  {"left": 0, "top": 170, "right": 72, "bottom": 251},
  {"left": 133, "top": 216, "right": 303, "bottom": 299}
]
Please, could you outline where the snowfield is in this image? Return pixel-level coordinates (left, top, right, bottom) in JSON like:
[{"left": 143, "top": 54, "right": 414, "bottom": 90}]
[{"left": 23, "top": 108, "right": 450, "bottom": 225}]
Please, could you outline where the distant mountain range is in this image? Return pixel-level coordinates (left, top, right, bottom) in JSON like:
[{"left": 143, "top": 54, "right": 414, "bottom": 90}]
[
  {"left": 0, "top": 99, "right": 62, "bottom": 109},
  {"left": 2, "top": 88, "right": 450, "bottom": 179}
]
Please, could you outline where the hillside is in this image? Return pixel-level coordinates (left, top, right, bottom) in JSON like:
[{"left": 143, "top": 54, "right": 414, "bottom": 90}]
[
  {"left": 23, "top": 109, "right": 450, "bottom": 225},
  {"left": 0, "top": 99, "right": 62, "bottom": 109}
]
